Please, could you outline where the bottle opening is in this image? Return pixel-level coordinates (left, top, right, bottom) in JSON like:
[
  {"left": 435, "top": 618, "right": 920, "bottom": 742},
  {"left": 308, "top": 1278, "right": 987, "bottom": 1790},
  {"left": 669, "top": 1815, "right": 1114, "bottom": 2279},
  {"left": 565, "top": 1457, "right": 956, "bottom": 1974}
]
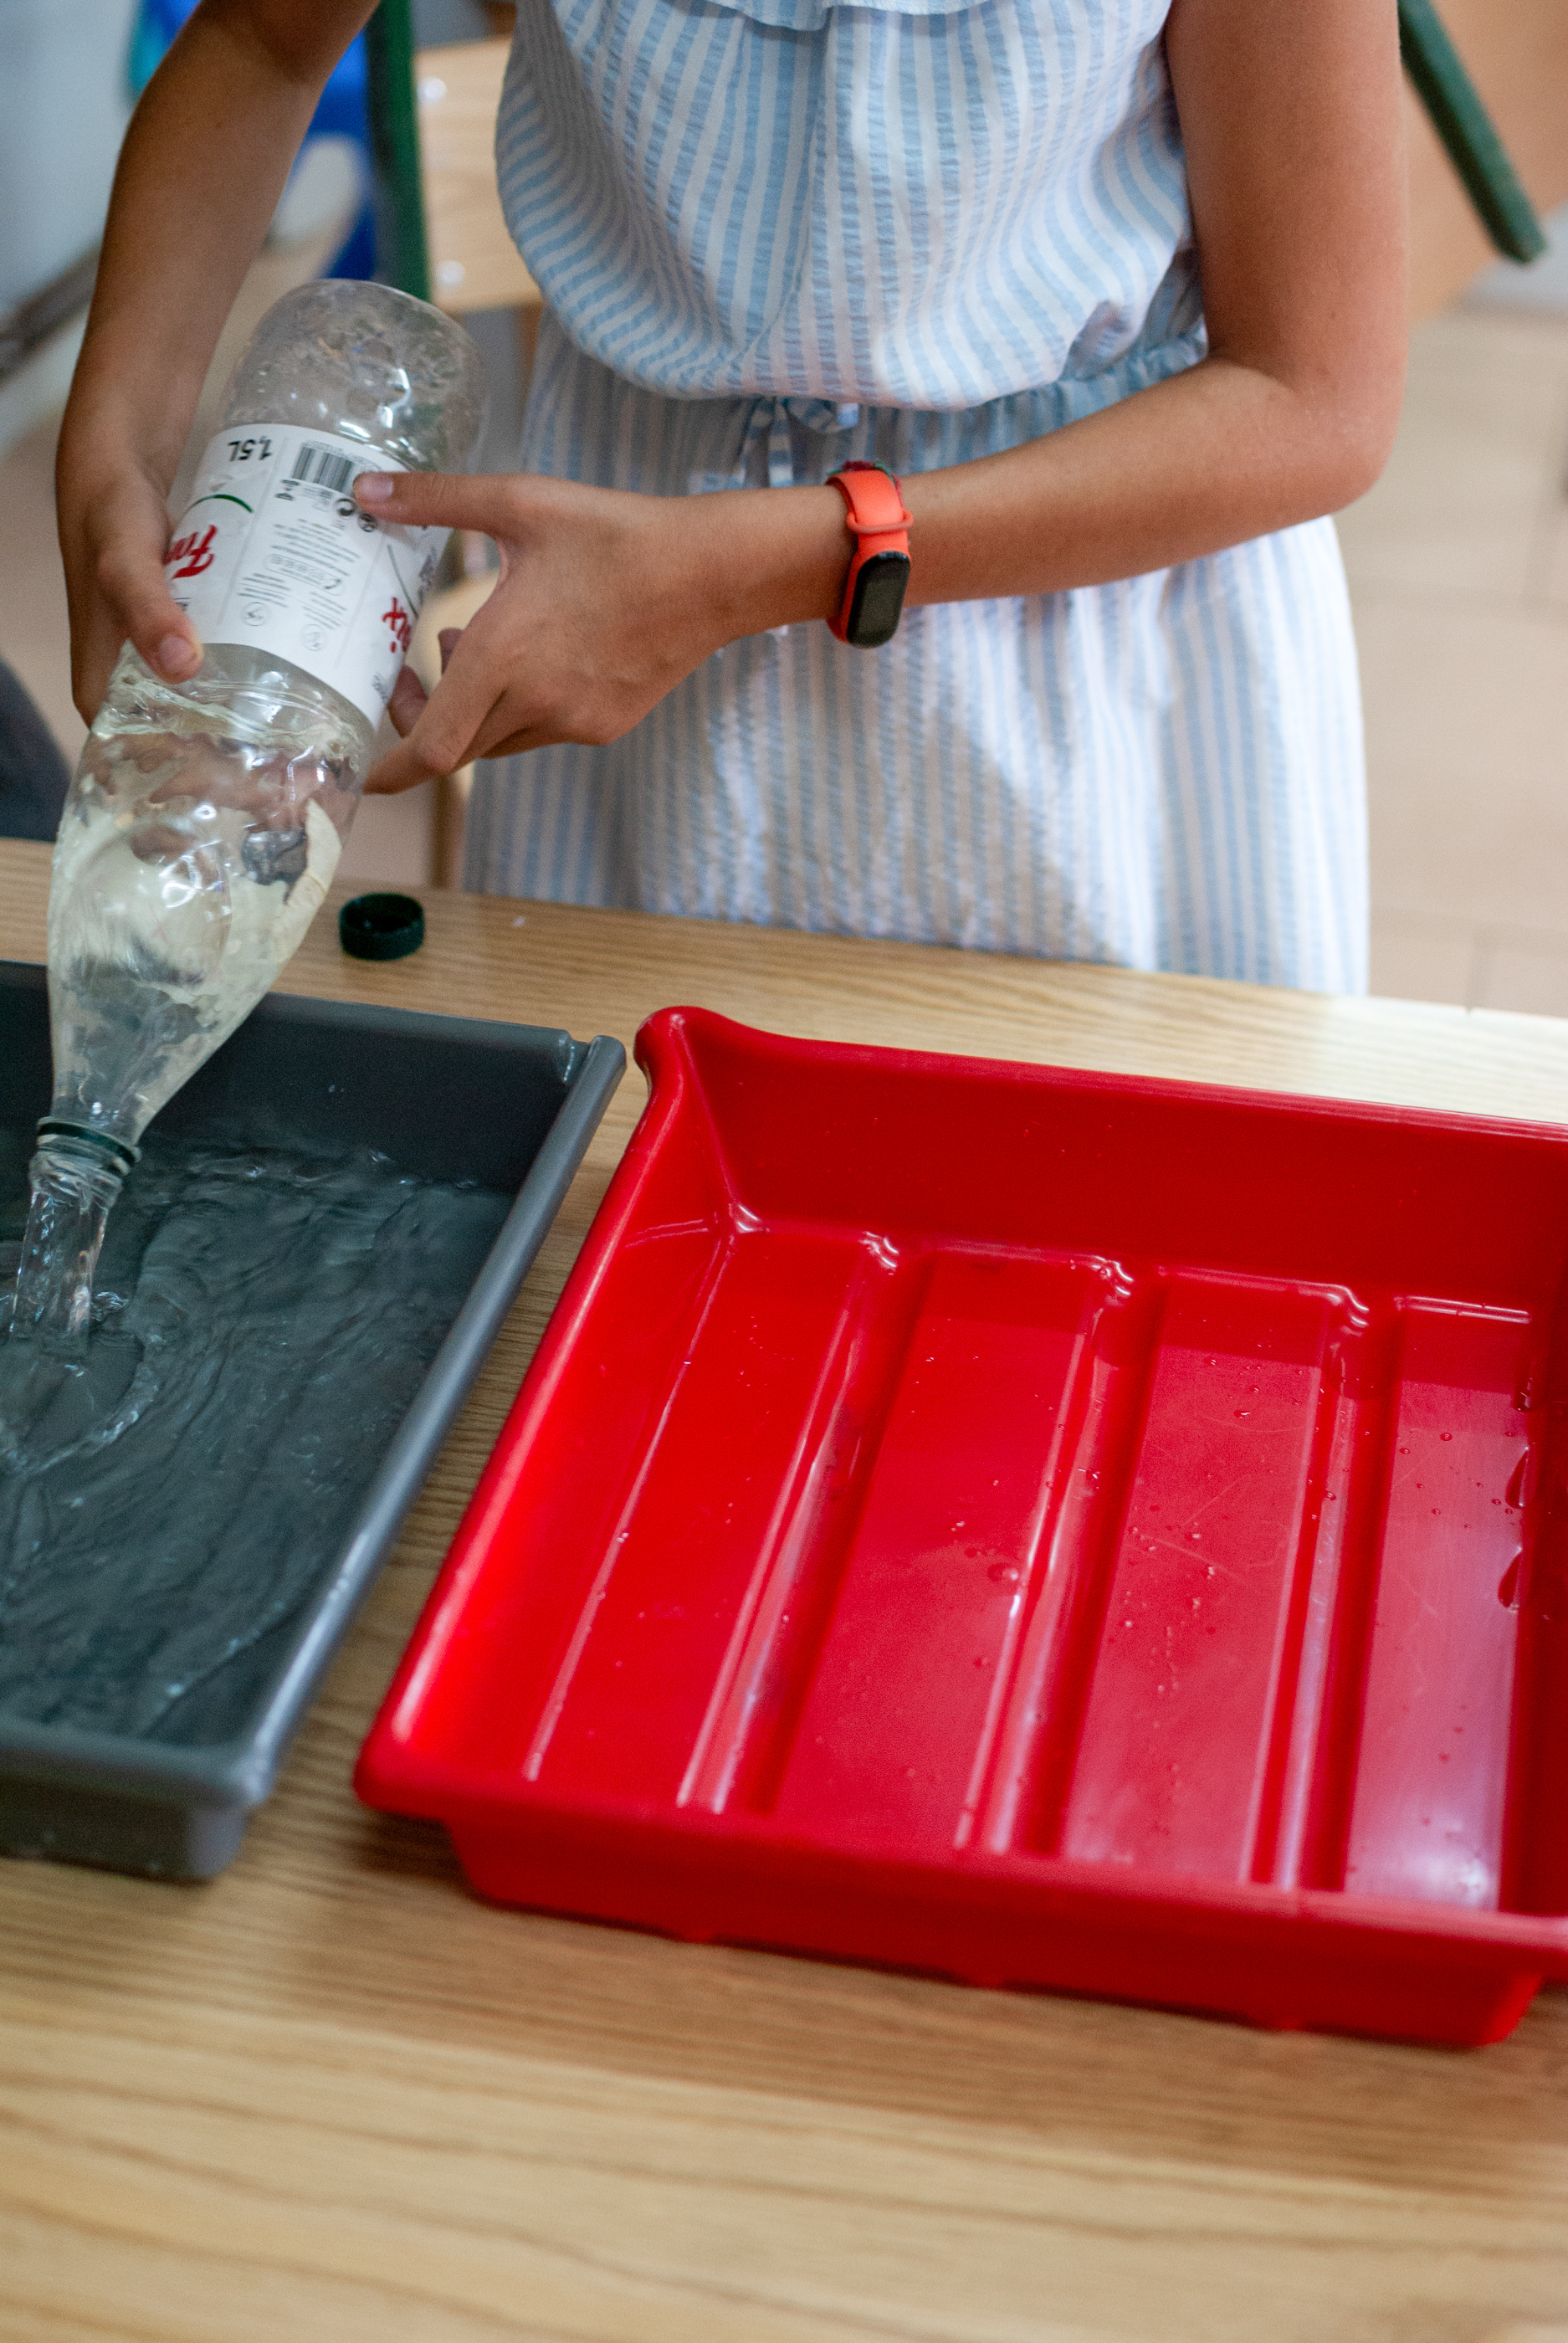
[{"left": 35, "top": 1120, "right": 141, "bottom": 1176}]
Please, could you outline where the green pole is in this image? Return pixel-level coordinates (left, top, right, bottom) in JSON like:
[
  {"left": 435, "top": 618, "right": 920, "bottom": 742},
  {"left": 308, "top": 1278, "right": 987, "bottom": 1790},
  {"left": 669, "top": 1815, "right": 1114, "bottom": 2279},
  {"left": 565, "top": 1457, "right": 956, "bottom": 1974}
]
[
  {"left": 365, "top": 0, "right": 432, "bottom": 302},
  {"left": 1398, "top": 0, "right": 1547, "bottom": 265}
]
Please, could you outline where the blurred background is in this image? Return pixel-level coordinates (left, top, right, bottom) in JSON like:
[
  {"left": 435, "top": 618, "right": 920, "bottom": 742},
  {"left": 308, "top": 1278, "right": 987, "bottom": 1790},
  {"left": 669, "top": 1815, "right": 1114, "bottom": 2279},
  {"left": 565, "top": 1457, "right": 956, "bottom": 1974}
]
[{"left": 1, "top": 0, "right": 1565, "bottom": 1007}]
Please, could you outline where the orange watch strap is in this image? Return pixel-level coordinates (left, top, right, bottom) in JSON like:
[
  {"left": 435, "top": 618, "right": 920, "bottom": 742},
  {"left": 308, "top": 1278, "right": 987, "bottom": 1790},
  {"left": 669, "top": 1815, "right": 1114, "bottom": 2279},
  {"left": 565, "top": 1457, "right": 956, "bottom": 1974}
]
[{"left": 827, "top": 461, "right": 912, "bottom": 644}]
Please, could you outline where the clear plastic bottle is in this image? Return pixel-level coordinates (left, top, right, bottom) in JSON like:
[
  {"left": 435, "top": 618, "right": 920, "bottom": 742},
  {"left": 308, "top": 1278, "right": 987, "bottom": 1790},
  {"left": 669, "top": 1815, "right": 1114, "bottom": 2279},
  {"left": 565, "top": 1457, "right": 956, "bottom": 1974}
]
[{"left": 17, "top": 281, "right": 487, "bottom": 1340}]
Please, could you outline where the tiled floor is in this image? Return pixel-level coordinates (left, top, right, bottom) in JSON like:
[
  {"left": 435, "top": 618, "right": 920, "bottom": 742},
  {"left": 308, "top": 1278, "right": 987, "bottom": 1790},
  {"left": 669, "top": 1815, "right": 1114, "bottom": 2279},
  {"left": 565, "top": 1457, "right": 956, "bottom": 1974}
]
[{"left": 3, "top": 289, "right": 1567, "bottom": 1002}]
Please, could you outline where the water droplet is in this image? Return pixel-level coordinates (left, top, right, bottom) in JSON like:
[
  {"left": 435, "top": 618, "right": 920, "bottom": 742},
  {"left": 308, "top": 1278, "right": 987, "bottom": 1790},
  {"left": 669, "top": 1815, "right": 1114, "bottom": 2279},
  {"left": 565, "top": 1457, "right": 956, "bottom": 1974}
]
[
  {"left": 987, "top": 1562, "right": 1020, "bottom": 1584},
  {"left": 1497, "top": 1555, "right": 1521, "bottom": 1609},
  {"left": 1439, "top": 1431, "right": 1453, "bottom": 1442}
]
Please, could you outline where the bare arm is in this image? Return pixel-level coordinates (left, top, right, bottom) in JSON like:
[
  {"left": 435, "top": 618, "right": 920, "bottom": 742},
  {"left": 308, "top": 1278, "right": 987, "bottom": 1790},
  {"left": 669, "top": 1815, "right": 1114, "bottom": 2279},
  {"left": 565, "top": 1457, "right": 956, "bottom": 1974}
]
[
  {"left": 57, "top": 0, "right": 374, "bottom": 719},
  {"left": 365, "top": 0, "right": 1407, "bottom": 790}
]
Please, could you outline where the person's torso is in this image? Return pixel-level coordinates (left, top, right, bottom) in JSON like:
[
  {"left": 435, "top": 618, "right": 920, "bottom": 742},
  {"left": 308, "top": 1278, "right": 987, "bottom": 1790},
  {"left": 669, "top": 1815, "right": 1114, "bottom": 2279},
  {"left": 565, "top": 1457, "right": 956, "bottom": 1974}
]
[{"left": 496, "top": 0, "right": 1197, "bottom": 408}]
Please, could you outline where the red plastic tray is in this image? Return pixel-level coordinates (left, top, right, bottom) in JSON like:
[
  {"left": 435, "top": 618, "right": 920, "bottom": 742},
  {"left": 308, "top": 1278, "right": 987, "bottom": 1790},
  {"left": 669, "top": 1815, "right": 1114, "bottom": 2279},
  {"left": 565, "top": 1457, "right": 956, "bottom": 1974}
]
[{"left": 357, "top": 1008, "right": 1568, "bottom": 2043}]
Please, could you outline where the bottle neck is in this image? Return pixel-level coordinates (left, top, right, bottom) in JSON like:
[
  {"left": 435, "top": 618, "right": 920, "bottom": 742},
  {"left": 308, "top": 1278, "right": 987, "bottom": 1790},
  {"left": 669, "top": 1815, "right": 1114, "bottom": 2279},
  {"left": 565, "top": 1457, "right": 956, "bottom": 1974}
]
[
  {"left": 35, "top": 1120, "right": 140, "bottom": 1177},
  {"left": 11, "top": 1125, "right": 136, "bottom": 1344}
]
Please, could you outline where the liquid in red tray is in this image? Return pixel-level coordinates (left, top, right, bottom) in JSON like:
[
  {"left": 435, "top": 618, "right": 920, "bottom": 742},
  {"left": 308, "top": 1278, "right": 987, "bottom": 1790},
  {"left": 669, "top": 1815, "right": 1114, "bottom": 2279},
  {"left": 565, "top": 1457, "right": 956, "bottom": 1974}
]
[{"left": 357, "top": 1009, "right": 1568, "bottom": 2043}]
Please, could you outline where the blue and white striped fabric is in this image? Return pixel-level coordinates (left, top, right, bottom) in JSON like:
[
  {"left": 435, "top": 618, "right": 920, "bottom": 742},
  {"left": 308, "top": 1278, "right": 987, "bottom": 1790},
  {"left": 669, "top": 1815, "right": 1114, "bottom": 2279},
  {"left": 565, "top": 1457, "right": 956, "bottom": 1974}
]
[{"left": 467, "top": 0, "right": 1368, "bottom": 989}]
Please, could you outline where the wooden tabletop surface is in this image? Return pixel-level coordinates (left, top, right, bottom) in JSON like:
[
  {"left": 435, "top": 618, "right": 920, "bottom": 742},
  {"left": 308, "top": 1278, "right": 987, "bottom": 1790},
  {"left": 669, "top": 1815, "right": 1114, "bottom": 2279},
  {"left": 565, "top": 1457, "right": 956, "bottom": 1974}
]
[{"left": 3, "top": 833, "right": 1567, "bottom": 2343}]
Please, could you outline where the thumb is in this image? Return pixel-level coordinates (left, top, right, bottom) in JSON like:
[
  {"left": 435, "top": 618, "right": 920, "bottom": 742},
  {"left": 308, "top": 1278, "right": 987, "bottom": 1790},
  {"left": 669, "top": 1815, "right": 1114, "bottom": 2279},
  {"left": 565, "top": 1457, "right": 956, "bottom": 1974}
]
[{"left": 354, "top": 469, "right": 511, "bottom": 535}]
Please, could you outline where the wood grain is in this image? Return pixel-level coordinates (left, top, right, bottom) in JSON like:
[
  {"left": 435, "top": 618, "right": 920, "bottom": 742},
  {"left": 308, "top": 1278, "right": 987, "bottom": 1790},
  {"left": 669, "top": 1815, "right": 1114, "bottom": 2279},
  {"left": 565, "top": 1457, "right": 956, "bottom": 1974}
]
[
  {"left": 3, "top": 838, "right": 1568, "bottom": 2342},
  {"left": 417, "top": 39, "right": 541, "bottom": 319}
]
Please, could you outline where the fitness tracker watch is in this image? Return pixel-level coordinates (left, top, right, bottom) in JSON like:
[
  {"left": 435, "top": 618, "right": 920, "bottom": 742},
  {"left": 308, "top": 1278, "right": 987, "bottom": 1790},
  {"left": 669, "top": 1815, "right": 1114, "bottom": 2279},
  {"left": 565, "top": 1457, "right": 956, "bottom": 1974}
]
[{"left": 827, "top": 460, "right": 912, "bottom": 649}]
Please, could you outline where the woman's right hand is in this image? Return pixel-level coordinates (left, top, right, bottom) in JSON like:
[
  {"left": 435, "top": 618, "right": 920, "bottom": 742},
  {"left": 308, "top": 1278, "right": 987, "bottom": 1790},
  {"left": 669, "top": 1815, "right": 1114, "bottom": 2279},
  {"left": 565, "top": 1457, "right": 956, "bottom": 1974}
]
[{"left": 56, "top": 432, "right": 202, "bottom": 727}]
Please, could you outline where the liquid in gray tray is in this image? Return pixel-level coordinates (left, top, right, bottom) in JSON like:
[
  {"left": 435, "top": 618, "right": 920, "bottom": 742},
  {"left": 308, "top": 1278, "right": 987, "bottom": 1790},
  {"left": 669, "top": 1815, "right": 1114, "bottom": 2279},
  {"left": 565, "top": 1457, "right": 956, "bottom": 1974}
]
[{"left": 0, "top": 1129, "right": 510, "bottom": 1740}]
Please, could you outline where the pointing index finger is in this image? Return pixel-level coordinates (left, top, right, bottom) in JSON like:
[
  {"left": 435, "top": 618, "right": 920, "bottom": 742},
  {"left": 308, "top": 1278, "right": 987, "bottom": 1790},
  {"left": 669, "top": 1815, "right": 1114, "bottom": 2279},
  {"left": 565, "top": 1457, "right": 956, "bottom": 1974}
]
[{"left": 354, "top": 469, "right": 511, "bottom": 536}]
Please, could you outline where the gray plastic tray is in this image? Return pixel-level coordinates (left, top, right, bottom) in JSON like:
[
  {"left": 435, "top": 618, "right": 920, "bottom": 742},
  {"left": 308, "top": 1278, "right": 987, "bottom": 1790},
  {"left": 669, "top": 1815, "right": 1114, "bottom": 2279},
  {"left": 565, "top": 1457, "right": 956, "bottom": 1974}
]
[{"left": 0, "top": 957, "right": 623, "bottom": 1879}]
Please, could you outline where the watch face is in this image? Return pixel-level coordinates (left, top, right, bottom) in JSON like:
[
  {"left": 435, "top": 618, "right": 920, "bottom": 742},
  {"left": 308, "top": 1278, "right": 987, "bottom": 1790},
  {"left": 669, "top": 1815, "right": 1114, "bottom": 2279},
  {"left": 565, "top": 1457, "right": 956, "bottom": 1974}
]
[{"left": 848, "top": 551, "right": 910, "bottom": 649}]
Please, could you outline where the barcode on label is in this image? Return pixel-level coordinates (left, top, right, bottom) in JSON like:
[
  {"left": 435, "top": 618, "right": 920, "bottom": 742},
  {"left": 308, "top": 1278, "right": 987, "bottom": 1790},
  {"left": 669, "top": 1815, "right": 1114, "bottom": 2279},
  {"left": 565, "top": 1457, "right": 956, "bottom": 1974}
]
[{"left": 290, "top": 443, "right": 358, "bottom": 494}]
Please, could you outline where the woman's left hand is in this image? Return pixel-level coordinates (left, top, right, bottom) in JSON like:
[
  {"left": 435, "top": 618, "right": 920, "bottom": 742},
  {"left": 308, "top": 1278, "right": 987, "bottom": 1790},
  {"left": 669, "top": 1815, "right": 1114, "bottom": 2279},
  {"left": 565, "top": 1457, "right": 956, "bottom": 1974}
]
[{"left": 356, "top": 469, "right": 844, "bottom": 792}]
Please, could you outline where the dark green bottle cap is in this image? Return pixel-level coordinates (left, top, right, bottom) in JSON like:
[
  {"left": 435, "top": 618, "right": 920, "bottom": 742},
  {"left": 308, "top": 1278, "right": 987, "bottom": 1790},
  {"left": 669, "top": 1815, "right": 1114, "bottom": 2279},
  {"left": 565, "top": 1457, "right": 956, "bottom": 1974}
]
[{"left": 340, "top": 892, "right": 425, "bottom": 961}]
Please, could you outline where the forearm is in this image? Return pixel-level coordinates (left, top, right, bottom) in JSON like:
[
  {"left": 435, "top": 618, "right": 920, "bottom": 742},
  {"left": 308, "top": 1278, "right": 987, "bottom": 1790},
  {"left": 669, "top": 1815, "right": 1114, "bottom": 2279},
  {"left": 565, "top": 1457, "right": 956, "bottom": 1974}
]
[
  {"left": 59, "top": 0, "right": 372, "bottom": 492},
  {"left": 57, "top": 0, "right": 375, "bottom": 716},
  {"left": 355, "top": 333, "right": 1404, "bottom": 790},
  {"left": 907, "top": 353, "right": 1397, "bottom": 602},
  {"left": 700, "top": 346, "right": 1403, "bottom": 643}
]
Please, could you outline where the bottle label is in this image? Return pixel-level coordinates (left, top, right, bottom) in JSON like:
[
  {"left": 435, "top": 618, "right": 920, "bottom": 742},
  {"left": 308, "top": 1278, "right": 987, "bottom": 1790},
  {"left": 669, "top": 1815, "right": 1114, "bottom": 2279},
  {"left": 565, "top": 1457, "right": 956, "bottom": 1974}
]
[{"left": 164, "top": 426, "right": 448, "bottom": 726}]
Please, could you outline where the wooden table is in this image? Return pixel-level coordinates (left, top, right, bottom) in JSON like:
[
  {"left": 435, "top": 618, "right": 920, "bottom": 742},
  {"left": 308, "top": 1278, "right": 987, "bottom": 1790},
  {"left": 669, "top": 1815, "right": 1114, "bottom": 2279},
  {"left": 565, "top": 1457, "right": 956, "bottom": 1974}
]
[{"left": 3, "top": 833, "right": 1567, "bottom": 2343}]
